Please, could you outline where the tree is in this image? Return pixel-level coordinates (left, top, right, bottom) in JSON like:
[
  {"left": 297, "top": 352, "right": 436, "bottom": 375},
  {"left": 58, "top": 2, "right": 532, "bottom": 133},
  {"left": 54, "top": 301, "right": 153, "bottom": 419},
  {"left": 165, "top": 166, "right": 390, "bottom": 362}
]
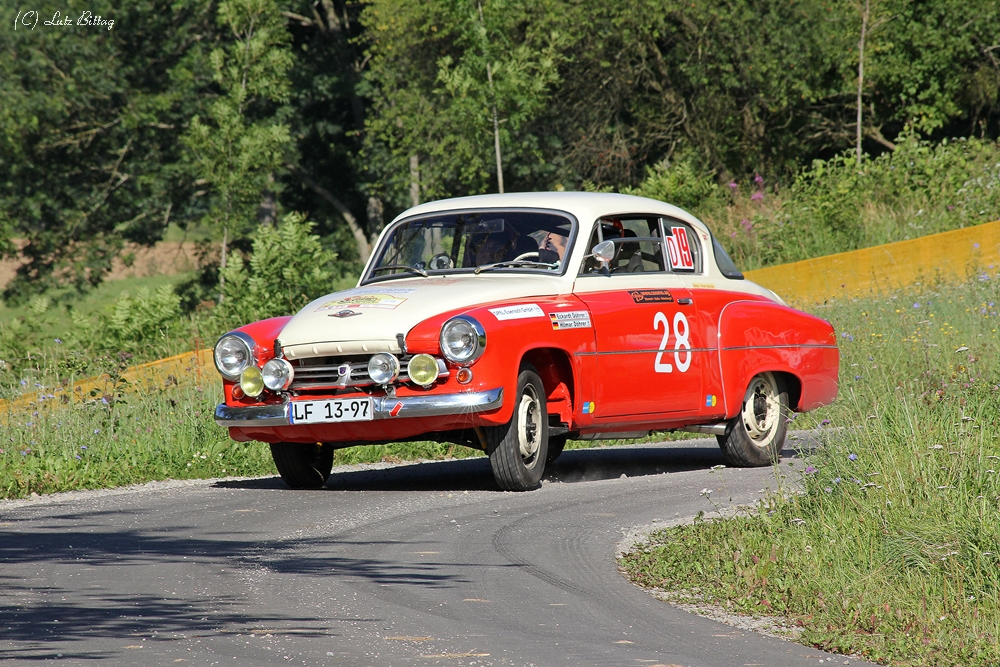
[
  {"left": 362, "top": 0, "right": 568, "bottom": 205},
  {"left": 0, "top": 0, "right": 220, "bottom": 302},
  {"left": 183, "top": 0, "right": 294, "bottom": 301}
]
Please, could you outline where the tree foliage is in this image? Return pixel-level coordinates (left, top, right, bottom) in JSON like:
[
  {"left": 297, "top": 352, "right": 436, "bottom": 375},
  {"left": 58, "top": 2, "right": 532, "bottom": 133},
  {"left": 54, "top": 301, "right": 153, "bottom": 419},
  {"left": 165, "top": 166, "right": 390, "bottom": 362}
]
[{"left": 0, "top": 0, "right": 220, "bottom": 301}]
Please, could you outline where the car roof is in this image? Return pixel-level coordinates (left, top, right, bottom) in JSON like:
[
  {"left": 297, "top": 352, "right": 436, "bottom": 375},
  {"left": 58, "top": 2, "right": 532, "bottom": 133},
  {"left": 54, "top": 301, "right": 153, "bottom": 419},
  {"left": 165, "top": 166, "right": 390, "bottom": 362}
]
[{"left": 391, "top": 191, "right": 712, "bottom": 237}]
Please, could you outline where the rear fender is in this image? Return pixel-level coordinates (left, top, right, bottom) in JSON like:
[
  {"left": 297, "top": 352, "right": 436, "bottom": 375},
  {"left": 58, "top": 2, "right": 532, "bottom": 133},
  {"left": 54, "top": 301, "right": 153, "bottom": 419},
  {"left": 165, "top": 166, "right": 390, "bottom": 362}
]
[{"left": 717, "top": 301, "right": 839, "bottom": 417}]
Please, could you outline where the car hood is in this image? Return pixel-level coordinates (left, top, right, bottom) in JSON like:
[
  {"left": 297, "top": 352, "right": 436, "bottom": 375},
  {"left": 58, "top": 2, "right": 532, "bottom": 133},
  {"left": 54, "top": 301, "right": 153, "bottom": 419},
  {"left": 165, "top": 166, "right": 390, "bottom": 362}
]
[{"left": 278, "top": 275, "right": 567, "bottom": 359}]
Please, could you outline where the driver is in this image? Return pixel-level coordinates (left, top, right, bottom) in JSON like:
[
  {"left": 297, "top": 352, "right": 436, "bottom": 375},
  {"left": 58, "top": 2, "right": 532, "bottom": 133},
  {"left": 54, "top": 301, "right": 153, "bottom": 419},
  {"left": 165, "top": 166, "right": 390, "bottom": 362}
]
[{"left": 538, "top": 231, "right": 568, "bottom": 264}]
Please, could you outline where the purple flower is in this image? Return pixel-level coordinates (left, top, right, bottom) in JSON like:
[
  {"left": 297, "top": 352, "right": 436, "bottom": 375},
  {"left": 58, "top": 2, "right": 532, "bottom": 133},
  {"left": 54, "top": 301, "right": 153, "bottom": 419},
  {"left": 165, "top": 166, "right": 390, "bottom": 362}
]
[
  {"left": 19, "top": 379, "right": 27, "bottom": 387},
  {"left": 855, "top": 375, "right": 862, "bottom": 380},
  {"left": 75, "top": 455, "right": 82, "bottom": 460},
  {"left": 730, "top": 231, "right": 738, "bottom": 238},
  {"left": 824, "top": 487, "right": 833, "bottom": 493},
  {"left": 805, "top": 466, "right": 817, "bottom": 474},
  {"left": 848, "top": 453, "right": 858, "bottom": 461},
  {"left": 740, "top": 218, "right": 753, "bottom": 231},
  {"left": 93, "top": 429, "right": 100, "bottom": 434},
  {"left": 947, "top": 205, "right": 955, "bottom": 210},
  {"left": 990, "top": 302, "right": 995, "bottom": 308},
  {"left": 754, "top": 173, "right": 764, "bottom": 185},
  {"left": 101, "top": 397, "right": 109, "bottom": 405},
  {"left": 751, "top": 191, "right": 764, "bottom": 201},
  {"left": 728, "top": 181, "right": 738, "bottom": 189},
  {"left": 21, "top": 451, "right": 28, "bottom": 456},
  {"left": 54, "top": 338, "right": 62, "bottom": 345},
  {"left": 974, "top": 243, "right": 980, "bottom": 249},
  {"left": 821, "top": 419, "right": 831, "bottom": 426},
  {"left": 80, "top": 446, "right": 87, "bottom": 450},
  {"left": 913, "top": 302, "right": 921, "bottom": 308},
  {"left": 26, "top": 422, "right": 33, "bottom": 427},
  {"left": 833, "top": 477, "right": 841, "bottom": 484}
]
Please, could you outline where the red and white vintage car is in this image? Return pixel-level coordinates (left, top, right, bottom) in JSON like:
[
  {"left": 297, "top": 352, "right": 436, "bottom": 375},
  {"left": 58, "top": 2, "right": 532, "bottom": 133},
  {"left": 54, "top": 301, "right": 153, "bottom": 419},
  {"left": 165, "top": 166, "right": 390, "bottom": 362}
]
[{"left": 214, "top": 192, "right": 838, "bottom": 491}]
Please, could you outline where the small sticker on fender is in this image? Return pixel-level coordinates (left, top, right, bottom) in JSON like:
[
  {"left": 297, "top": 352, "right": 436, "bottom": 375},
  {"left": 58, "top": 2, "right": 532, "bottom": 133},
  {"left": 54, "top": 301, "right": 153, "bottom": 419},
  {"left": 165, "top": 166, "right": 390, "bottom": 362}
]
[
  {"left": 549, "top": 311, "right": 591, "bottom": 330},
  {"left": 488, "top": 303, "right": 545, "bottom": 320}
]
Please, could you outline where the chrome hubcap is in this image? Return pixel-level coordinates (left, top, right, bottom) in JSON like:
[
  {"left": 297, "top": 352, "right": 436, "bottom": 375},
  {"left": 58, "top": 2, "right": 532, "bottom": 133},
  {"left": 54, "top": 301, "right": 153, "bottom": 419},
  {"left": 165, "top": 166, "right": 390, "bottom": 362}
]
[
  {"left": 742, "top": 373, "right": 780, "bottom": 446},
  {"left": 517, "top": 385, "right": 541, "bottom": 463}
]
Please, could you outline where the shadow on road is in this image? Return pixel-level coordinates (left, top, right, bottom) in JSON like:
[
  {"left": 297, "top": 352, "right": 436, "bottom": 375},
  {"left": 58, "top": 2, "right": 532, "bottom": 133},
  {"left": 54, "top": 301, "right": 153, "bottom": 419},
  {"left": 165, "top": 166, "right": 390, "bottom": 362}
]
[{"left": 215, "top": 440, "right": 806, "bottom": 493}]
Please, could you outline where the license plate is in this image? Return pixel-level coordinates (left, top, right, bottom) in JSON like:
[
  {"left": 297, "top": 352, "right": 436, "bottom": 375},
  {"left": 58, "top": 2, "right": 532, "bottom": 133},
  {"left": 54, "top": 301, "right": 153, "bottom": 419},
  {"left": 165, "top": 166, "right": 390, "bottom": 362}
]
[{"left": 289, "top": 398, "right": 373, "bottom": 424}]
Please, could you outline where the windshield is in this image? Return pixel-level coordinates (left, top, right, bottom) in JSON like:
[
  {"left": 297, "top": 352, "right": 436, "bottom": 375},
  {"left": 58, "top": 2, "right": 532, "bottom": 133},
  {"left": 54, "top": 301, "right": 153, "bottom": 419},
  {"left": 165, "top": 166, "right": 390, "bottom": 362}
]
[{"left": 364, "top": 210, "right": 576, "bottom": 282}]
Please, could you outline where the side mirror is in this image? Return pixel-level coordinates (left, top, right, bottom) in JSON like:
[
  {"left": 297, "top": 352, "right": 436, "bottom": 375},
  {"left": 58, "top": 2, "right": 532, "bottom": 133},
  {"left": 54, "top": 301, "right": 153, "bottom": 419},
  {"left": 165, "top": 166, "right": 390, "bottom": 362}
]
[{"left": 590, "top": 240, "right": 615, "bottom": 264}]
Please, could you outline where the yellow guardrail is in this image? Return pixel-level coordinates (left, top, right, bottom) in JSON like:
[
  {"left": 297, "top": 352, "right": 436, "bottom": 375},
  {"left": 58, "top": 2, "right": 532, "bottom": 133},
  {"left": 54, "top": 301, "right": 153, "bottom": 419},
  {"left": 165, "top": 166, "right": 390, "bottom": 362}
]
[
  {"left": 1, "top": 349, "right": 214, "bottom": 418},
  {"left": 4, "top": 219, "right": 999, "bottom": 416},
  {"left": 744, "top": 220, "right": 1000, "bottom": 306}
]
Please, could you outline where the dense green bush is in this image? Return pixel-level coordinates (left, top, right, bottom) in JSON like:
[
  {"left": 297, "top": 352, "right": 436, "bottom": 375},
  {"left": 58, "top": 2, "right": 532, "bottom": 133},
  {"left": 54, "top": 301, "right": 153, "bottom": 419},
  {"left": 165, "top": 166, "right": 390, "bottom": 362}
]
[{"left": 212, "top": 212, "right": 342, "bottom": 329}]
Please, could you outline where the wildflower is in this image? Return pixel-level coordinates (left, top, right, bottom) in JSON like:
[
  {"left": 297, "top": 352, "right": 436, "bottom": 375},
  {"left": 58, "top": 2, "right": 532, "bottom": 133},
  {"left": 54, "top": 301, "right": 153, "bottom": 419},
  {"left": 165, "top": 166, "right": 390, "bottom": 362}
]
[
  {"left": 754, "top": 173, "right": 764, "bottom": 185},
  {"left": 848, "top": 453, "right": 858, "bottom": 461},
  {"left": 855, "top": 375, "right": 862, "bottom": 380},
  {"left": 54, "top": 338, "right": 62, "bottom": 345},
  {"left": 821, "top": 419, "right": 831, "bottom": 426},
  {"left": 974, "top": 243, "right": 980, "bottom": 249},
  {"left": 740, "top": 218, "right": 753, "bottom": 231},
  {"left": 913, "top": 302, "right": 921, "bottom": 308},
  {"left": 20, "top": 379, "right": 27, "bottom": 387},
  {"left": 75, "top": 455, "right": 81, "bottom": 460},
  {"left": 805, "top": 466, "right": 817, "bottom": 474},
  {"left": 80, "top": 446, "right": 87, "bottom": 450},
  {"left": 833, "top": 477, "right": 841, "bottom": 484},
  {"left": 730, "top": 231, "right": 737, "bottom": 238},
  {"left": 26, "top": 422, "right": 33, "bottom": 427},
  {"left": 93, "top": 429, "right": 100, "bottom": 434},
  {"left": 750, "top": 191, "right": 764, "bottom": 201},
  {"left": 101, "top": 397, "right": 109, "bottom": 405},
  {"left": 728, "top": 181, "right": 738, "bottom": 189},
  {"left": 700, "top": 488, "right": 713, "bottom": 496},
  {"left": 824, "top": 487, "right": 833, "bottom": 493},
  {"left": 21, "top": 450, "right": 28, "bottom": 456}
]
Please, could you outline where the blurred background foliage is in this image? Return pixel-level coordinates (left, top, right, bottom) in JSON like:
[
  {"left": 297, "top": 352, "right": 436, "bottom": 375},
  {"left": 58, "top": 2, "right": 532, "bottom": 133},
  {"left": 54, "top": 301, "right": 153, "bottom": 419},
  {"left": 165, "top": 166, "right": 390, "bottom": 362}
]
[{"left": 0, "top": 0, "right": 998, "bottom": 372}]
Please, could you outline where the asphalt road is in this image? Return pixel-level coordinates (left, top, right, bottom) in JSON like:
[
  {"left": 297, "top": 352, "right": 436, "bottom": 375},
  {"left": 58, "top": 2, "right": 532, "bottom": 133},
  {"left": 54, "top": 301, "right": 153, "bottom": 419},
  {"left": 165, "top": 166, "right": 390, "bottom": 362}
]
[{"left": 1, "top": 436, "right": 875, "bottom": 667}]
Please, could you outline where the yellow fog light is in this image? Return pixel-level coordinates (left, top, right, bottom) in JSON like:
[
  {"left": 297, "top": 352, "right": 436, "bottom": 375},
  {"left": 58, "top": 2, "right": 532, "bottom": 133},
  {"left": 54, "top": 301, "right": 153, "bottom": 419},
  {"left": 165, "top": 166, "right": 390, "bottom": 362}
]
[
  {"left": 240, "top": 366, "right": 265, "bottom": 397},
  {"left": 407, "top": 354, "right": 439, "bottom": 387}
]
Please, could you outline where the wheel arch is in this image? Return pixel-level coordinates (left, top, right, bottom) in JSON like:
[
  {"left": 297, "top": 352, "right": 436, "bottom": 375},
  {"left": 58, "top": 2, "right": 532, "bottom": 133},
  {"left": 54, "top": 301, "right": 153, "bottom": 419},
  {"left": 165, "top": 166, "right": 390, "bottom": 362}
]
[{"left": 520, "top": 347, "right": 576, "bottom": 427}]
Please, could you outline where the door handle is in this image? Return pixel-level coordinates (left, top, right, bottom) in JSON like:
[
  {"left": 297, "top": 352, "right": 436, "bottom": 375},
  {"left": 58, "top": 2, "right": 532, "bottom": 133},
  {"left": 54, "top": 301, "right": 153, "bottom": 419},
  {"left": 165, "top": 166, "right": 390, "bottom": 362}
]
[{"left": 677, "top": 298, "right": 693, "bottom": 305}]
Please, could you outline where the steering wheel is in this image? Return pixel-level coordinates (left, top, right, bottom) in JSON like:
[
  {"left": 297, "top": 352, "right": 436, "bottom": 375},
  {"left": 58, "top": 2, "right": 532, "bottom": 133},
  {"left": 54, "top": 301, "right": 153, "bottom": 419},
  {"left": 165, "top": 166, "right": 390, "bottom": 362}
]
[
  {"left": 512, "top": 251, "right": 540, "bottom": 262},
  {"left": 428, "top": 253, "right": 454, "bottom": 270}
]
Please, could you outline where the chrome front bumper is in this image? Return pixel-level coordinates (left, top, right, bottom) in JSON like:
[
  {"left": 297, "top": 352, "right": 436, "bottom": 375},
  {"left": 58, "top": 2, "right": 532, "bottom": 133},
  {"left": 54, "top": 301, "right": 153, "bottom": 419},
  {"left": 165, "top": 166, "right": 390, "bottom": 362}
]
[{"left": 214, "top": 388, "right": 504, "bottom": 427}]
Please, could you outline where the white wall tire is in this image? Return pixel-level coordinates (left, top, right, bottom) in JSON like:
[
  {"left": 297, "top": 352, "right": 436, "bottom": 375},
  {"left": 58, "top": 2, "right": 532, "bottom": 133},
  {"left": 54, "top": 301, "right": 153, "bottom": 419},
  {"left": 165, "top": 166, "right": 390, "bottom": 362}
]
[{"left": 716, "top": 372, "right": 789, "bottom": 467}]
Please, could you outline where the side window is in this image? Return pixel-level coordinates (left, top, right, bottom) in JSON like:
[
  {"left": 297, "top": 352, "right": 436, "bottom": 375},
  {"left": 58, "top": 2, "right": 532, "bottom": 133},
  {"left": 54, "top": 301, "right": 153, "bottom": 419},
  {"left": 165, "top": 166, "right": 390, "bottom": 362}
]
[
  {"left": 578, "top": 216, "right": 668, "bottom": 275},
  {"left": 661, "top": 219, "right": 702, "bottom": 274}
]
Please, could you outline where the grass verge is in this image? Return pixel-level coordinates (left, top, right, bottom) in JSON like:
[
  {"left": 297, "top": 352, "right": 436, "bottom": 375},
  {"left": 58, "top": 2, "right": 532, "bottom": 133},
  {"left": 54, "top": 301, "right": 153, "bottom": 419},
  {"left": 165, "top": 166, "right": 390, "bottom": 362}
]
[{"left": 620, "top": 275, "right": 1000, "bottom": 666}]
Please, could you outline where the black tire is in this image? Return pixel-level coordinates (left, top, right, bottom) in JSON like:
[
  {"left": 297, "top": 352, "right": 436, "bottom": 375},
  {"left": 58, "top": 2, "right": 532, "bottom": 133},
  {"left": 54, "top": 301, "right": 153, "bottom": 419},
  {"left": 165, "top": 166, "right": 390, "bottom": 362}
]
[
  {"left": 485, "top": 365, "right": 549, "bottom": 491},
  {"left": 546, "top": 434, "right": 567, "bottom": 464},
  {"left": 269, "top": 442, "right": 334, "bottom": 489},
  {"left": 716, "top": 372, "right": 790, "bottom": 467}
]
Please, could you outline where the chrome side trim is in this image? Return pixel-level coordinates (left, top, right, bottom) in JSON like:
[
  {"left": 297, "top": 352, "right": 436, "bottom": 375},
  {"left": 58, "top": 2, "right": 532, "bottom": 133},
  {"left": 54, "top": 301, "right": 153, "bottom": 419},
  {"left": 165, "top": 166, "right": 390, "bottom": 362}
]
[{"left": 214, "top": 388, "right": 504, "bottom": 427}]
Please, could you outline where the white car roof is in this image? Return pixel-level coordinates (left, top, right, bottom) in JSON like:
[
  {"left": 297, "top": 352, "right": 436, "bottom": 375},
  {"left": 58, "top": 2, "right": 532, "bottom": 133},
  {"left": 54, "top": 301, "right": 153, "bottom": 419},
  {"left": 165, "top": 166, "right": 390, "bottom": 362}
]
[{"left": 392, "top": 191, "right": 711, "bottom": 237}]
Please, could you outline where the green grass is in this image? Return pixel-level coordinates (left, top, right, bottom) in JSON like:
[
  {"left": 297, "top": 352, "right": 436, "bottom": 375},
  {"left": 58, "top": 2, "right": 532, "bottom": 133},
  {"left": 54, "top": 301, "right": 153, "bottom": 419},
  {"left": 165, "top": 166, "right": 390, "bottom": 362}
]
[{"left": 620, "top": 275, "right": 1000, "bottom": 666}]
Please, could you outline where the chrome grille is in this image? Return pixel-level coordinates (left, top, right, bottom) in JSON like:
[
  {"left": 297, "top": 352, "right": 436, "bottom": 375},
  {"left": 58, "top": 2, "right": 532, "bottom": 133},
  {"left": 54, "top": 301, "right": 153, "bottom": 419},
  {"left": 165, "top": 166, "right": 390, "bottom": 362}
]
[
  {"left": 290, "top": 355, "right": 374, "bottom": 390},
  {"left": 287, "top": 355, "right": 448, "bottom": 391}
]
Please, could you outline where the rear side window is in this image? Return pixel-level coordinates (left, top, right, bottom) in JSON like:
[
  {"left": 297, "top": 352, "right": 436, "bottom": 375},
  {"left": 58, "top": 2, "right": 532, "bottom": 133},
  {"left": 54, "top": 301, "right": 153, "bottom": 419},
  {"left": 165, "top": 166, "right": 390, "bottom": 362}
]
[
  {"left": 660, "top": 220, "right": 702, "bottom": 273},
  {"left": 712, "top": 236, "right": 744, "bottom": 279}
]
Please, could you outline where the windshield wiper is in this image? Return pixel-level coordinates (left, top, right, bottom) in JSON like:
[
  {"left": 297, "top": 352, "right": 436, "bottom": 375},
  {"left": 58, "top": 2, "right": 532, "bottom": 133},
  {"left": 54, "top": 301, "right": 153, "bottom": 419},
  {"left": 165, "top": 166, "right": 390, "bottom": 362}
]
[
  {"left": 371, "top": 264, "right": 429, "bottom": 277},
  {"left": 475, "top": 260, "right": 557, "bottom": 274}
]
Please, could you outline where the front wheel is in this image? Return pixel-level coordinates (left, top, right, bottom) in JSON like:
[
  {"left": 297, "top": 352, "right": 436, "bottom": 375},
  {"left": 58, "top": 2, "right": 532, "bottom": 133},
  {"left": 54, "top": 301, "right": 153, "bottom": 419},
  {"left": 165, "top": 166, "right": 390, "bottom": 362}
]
[
  {"left": 269, "top": 442, "right": 334, "bottom": 488},
  {"left": 485, "top": 366, "right": 548, "bottom": 491},
  {"left": 716, "top": 372, "right": 789, "bottom": 467}
]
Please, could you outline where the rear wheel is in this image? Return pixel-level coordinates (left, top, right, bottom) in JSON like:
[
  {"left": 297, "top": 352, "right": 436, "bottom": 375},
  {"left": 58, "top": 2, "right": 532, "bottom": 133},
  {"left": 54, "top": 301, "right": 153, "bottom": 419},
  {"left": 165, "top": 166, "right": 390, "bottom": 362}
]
[
  {"left": 269, "top": 442, "right": 334, "bottom": 489},
  {"left": 717, "top": 372, "right": 789, "bottom": 467},
  {"left": 485, "top": 366, "right": 548, "bottom": 491}
]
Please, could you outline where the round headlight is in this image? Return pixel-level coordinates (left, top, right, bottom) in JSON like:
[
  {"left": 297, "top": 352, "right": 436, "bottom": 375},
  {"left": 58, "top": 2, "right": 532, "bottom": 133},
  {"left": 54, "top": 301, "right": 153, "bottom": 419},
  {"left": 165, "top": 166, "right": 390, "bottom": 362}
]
[
  {"left": 215, "top": 333, "right": 255, "bottom": 380},
  {"left": 367, "top": 353, "right": 400, "bottom": 385},
  {"left": 240, "top": 366, "right": 265, "bottom": 397},
  {"left": 407, "top": 354, "right": 439, "bottom": 387},
  {"left": 262, "top": 358, "right": 294, "bottom": 391},
  {"left": 440, "top": 316, "right": 485, "bottom": 364}
]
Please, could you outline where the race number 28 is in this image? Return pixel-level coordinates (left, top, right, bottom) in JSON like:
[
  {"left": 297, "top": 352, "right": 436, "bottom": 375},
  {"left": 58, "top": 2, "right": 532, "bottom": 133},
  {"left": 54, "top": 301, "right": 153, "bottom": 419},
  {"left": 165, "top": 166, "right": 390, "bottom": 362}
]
[{"left": 653, "top": 311, "right": 691, "bottom": 373}]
